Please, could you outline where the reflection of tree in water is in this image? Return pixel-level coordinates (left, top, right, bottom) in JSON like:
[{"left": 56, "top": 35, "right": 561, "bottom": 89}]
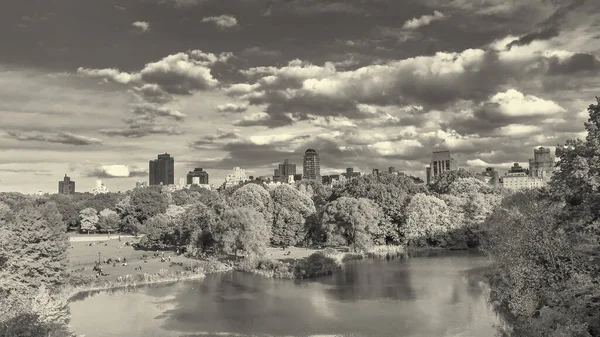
[{"left": 319, "top": 259, "right": 417, "bottom": 302}]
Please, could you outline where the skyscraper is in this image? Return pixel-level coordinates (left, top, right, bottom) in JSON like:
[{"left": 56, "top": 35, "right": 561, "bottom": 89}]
[
  {"left": 425, "top": 150, "right": 458, "bottom": 184},
  {"left": 58, "top": 174, "right": 75, "bottom": 194},
  {"left": 149, "top": 153, "right": 175, "bottom": 186},
  {"left": 187, "top": 168, "right": 209, "bottom": 185},
  {"left": 529, "top": 147, "right": 555, "bottom": 181},
  {"left": 303, "top": 149, "right": 321, "bottom": 180}
]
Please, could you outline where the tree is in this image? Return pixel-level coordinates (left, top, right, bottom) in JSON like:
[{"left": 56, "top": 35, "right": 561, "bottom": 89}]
[
  {"left": 79, "top": 192, "right": 122, "bottom": 212},
  {"left": 215, "top": 207, "right": 270, "bottom": 258},
  {"left": 403, "top": 193, "right": 452, "bottom": 247},
  {"left": 229, "top": 183, "right": 274, "bottom": 225},
  {"left": 321, "top": 197, "right": 383, "bottom": 251},
  {"left": 140, "top": 214, "right": 172, "bottom": 248},
  {"left": 428, "top": 169, "right": 476, "bottom": 194},
  {"left": 97, "top": 208, "right": 119, "bottom": 233},
  {"left": 182, "top": 203, "right": 219, "bottom": 251},
  {"left": 271, "top": 184, "right": 316, "bottom": 247},
  {"left": 129, "top": 186, "right": 169, "bottom": 224},
  {"left": 0, "top": 201, "right": 69, "bottom": 294},
  {"left": 47, "top": 194, "right": 79, "bottom": 229},
  {"left": 79, "top": 207, "right": 99, "bottom": 234}
]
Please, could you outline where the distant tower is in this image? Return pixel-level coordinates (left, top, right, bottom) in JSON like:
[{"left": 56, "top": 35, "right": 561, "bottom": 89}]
[
  {"left": 528, "top": 147, "right": 555, "bottom": 182},
  {"left": 303, "top": 149, "right": 321, "bottom": 180},
  {"left": 425, "top": 150, "right": 458, "bottom": 184},
  {"left": 149, "top": 153, "right": 175, "bottom": 186},
  {"left": 58, "top": 174, "right": 75, "bottom": 195}
]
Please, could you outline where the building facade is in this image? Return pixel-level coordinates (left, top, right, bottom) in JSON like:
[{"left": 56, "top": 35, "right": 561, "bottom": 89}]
[
  {"left": 187, "top": 168, "right": 209, "bottom": 185},
  {"left": 224, "top": 167, "right": 249, "bottom": 188},
  {"left": 303, "top": 149, "right": 321, "bottom": 180},
  {"left": 58, "top": 174, "right": 75, "bottom": 195},
  {"left": 529, "top": 146, "right": 555, "bottom": 182},
  {"left": 149, "top": 153, "right": 175, "bottom": 186},
  {"left": 501, "top": 172, "right": 545, "bottom": 191},
  {"left": 274, "top": 159, "right": 296, "bottom": 183},
  {"left": 425, "top": 150, "right": 458, "bottom": 184}
]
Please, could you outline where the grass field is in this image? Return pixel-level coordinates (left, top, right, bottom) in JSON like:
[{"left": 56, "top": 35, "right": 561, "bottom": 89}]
[
  {"left": 67, "top": 236, "right": 327, "bottom": 283},
  {"left": 68, "top": 238, "right": 198, "bottom": 282}
]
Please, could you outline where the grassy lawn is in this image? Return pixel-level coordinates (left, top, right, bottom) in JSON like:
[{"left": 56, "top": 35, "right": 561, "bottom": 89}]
[{"left": 68, "top": 238, "right": 198, "bottom": 282}]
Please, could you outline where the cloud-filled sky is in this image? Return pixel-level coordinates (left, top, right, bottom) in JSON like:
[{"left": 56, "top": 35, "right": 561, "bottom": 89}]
[{"left": 1, "top": 0, "right": 599, "bottom": 193}]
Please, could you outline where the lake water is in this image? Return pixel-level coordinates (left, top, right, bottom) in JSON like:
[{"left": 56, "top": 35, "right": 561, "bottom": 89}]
[{"left": 69, "top": 251, "right": 502, "bottom": 337}]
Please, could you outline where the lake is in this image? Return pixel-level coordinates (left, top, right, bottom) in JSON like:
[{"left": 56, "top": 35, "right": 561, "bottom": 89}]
[{"left": 69, "top": 250, "right": 502, "bottom": 337}]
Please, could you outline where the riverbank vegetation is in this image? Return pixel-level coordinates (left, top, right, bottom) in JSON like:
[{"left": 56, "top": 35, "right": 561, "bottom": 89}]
[
  {"left": 480, "top": 98, "right": 600, "bottom": 337},
  {"left": 5, "top": 101, "right": 600, "bottom": 336}
]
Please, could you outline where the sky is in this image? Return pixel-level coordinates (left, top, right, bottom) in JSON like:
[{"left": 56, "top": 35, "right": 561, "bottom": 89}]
[{"left": 1, "top": 0, "right": 599, "bottom": 194}]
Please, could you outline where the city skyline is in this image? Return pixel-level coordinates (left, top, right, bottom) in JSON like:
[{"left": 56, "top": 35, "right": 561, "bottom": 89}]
[{"left": 1, "top": 0, "right": 599, "bottom": 193}]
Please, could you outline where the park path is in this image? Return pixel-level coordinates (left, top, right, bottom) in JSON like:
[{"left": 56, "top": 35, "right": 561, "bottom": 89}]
[{"left": 69, "top": 235, "right": 141, "bottom": 242}]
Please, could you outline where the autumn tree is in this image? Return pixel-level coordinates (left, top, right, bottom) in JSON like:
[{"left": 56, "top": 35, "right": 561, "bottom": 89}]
[
  {"left": 321, "top": 197, "right": 384, "bottom": 251},
  {"left": 271, "top": 184, "right": 316, "bottom": 247},
  {"left": 215, "top": 207, "right": 270, "bottom": 258},
  {"left": 78, "top": 207, "right": 99, "bottom": 234}
]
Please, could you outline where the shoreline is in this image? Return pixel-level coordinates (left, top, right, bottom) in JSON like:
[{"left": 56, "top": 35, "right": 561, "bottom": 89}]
[
  {"left": 65, "top": 263, "right": 233, "bottom": 301},
  {"left": 65, "top": 245, "right": 482, "bottom": 300}
]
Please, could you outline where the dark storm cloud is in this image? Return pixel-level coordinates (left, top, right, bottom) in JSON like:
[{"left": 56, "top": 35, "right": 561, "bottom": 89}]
[
  {"left": 4, "top": 131, "right": 103, "bottom": 146},
  {"left": 507, "top": 0, "right": 586, "bottom": 48},
  {"left": 546, "top": 53, "right": 600, "bottom": 75}
]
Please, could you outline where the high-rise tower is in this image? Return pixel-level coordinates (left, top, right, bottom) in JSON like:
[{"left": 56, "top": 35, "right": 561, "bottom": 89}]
[
  {"left": 58, "top": 174, "right": 75, "bottom": 194},
  {"left": 149, "top": 153, "right": 175, "bottom": 185},
  {"left": 302, "top": 149, "right": 321, "bottom": 180}
]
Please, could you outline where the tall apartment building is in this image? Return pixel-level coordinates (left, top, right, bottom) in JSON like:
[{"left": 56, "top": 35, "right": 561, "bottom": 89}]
[
  {"left": 187, "top": 168, "right": 209, "bottom": 185},
  {"left": 58, "top": 174, "right": 75, "bottom": 195},
  {"left": 388, "top": 166, "right": 396, "bottom": 174},
  {"left": 149, "top": 153, "right": 174, "bottom": 186},
  {"left": 303, "top": 149, "right": 321, "bottom": 180},
  {"left": 425, "top": 150, "right": 458, "bottom": 184},
  {"left": 529, "top": 146, "right": 555, "bottom": 182}
]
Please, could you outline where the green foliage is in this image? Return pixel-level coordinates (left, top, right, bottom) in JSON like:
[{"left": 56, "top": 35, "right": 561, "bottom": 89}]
[
  {"left": 403, "top": 193, "right": 453, "bottom": 247},
  {"left": 183, "top": 202, "right": 219, "bottom": 254},
  {"left": 215, "top": 207, "right": 270, "bottom": 258},
  {"left": 47, "top": 194, "right": 79, "bottom": 229},
  {"left": 129, "top": 186, "right": 169, "bottom": 224},
  {"left": 321, "top": 197, "right": 384, "bottom": 251},
  {"left": 229, "top": 183, "right": 274, "bottom": 225},
  {"left": 271, "top": 184, "right": 316, "bottom": 247},
  {"left": 0, "top": 201, "right": 69, "bottom": 294},
  {"left": 78, "top": 207, "right": 98, "bottom": 234},
  {"left": 428, "top": 168, "right": 476, "bottom": 194},
  {"left": 78, "top": 192, "right": 122, "bottom": 212},
  {"left": 140, "top": 213, "right": 171, "bottom": 248},
  {"left": 483, "top": 98, "right": 600, "bottom": 337},
  {"left": 97, "top": 208, "right": 119, "bottom": 233}
]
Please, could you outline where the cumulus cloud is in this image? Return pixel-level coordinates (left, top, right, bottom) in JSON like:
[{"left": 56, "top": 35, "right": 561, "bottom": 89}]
[
  {"left": 86, "top": 165, "right": 147, "bottom": 178},
  {"left": 77, "top": 49, "right": 233, "bottom": 137},
  {"left": 132, "top": 21, "right": 150, "bottom": 33},
  {"left": 201, "top": 15, "right": 238, "bottom": 30},
  {"left": 402, "top": 11, "right": 445, "bottom": 30},
  {"left": 216, "top": 103, "right": 248, "bottom": 113},
  {"left": 5, "top": 131, "right": 102, "bottom": 146},
  {"left": 76, "top": 67, "right": 140, "bottom": 84},
  {"left": 241, "top": 47, "right": 282, "bottom": 59}
]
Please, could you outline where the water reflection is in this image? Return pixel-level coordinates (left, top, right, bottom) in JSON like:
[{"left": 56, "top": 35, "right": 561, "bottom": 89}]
[{"left": 70, "top": 252, "right": 500, "bottom": 337}]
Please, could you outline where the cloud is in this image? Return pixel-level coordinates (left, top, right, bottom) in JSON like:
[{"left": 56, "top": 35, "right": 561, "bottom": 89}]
[
  {"left": 402, "top": 11, "right": 445, "bottom": 30},
  {"left": 241, "top": 47, "right": 283, "bottom": 59},
  {"left": 189, "top": 129, "right": 241, "bottom": 149},
  {"left": 76, "top": 67, "right": 140, "bottom": 84},
  {"left": 5, "top": 131, "right": 103, "bottom": 146},
  {"left": 506, "top": 0, "right": 586, "bottom": 48},
  {"left": 160, "top": 0, "right": 208, "bottom": 8},
  {"left": 216, "top": 103, "right": 248, "bottom": 113},
  {"left": 201, "top": 15, "right": 238, "bottom": 30},
  {"left": 86, "top": 165, "right": 148, "bottom": 178},
  {"left": 77, "top": 50, "right": 233, "bottom": 137},
  {"left": 132, "top": 21, "right": 151, "bottom": 33}
]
